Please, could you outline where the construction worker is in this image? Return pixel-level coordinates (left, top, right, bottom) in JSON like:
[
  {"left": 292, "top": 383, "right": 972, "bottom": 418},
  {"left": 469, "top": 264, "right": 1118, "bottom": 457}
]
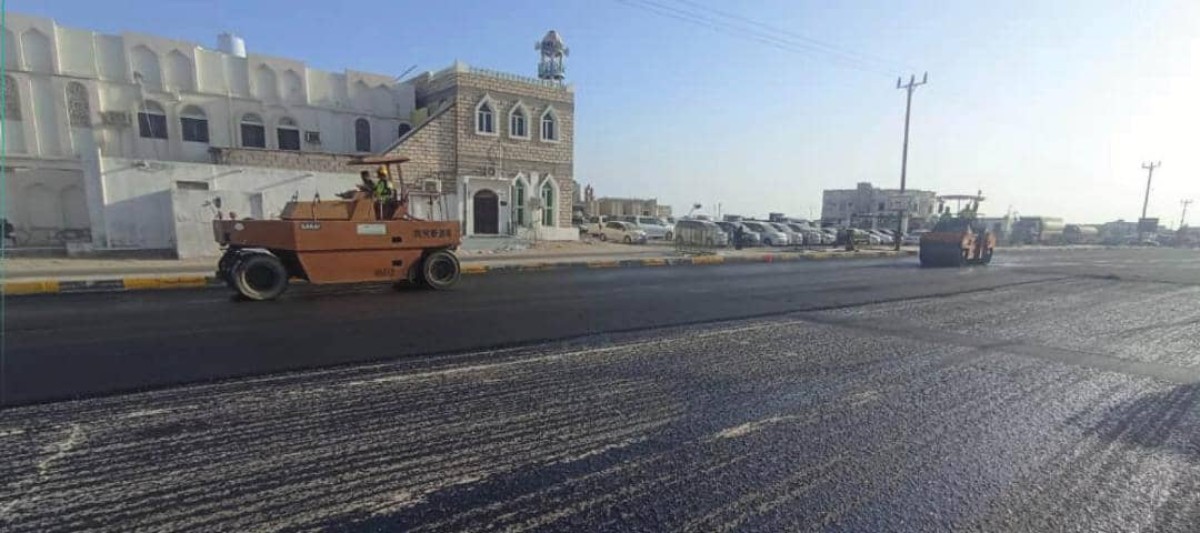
[
  {"left": 359, "top": 170, "right": 376, "bottom": 192},
  {"left": 373, "top": 166, "right": 393, "bottom": 201}
]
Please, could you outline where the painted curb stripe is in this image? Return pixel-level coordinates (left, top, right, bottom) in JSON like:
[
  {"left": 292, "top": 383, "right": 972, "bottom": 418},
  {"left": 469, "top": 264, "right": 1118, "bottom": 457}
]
[
  {"left": 1, "top": 280, "right": 61, "bottom": 295},
  {"left": 461, "top": 265, "right": 489, "bottom": 275}
]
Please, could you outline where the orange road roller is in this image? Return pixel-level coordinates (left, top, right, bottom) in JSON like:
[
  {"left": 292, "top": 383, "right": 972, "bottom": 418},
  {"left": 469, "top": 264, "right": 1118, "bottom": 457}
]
[{"left": 213, "top": 157, "right": 462, "bottom": 300}]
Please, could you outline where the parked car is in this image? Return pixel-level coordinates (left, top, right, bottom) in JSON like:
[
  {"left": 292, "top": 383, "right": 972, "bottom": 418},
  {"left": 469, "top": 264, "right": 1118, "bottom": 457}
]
[
  {"left": 788, "top": 223, "right": 825, "bottom": 245},
  {"left": 820, "top": 229, "right": 838, "bottom": 244},
  {"left": 599, "top": 221, "right": 647, "bottom": 244},
  {"left": 715, "top": 221, "right": 761, "bottom": 247},
  {"left": 674, "top": 219, "right": 729, "bottom": 247},
  {"left": 742, "top": 221, "right": 789, "bottom": 246},
  {"left": 902, "top": 230, "right": 927, "bottom": 246},
  {"left": 769, "top": 222, "right": 803, "bottom": 245},
  {"left": 586, "top": 215, "right": 609, "bottom": 237},
  {"left": 635, "top": 216, "right": 674, "bottom": 240}
]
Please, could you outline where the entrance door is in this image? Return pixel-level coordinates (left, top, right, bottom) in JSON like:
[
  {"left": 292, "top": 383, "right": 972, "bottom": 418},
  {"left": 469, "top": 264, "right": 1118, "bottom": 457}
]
[{"left": 473, "top": 190, "right": 499, "bottom": 234}]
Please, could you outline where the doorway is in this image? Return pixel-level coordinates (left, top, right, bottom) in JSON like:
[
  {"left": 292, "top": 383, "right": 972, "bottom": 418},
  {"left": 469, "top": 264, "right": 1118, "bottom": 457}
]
[{"left": 472, "top": 190, "right": 499, "bottom": 234}]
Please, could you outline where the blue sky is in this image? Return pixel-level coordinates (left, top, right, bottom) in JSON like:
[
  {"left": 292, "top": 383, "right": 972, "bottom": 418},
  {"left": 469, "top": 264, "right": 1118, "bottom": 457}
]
[{"left": 14, "top": 0, "right": 1200, "bottom": 224}]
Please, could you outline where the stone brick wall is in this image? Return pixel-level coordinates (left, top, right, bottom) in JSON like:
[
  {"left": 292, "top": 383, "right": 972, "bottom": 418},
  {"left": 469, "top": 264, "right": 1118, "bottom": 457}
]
[
  {"left": 405, "top": 66, "right": 577, "bottom": 227},
  {"left": 382, "top": 105, "right": 457, "bottom": 190},
  {"left": 210, "top": 148, "right": 363, "bottom": 175}
]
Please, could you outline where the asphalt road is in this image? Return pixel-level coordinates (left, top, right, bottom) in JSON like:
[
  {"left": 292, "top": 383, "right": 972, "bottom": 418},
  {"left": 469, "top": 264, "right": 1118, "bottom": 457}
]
[{"left": 2, "top": 247, "right": 1200, "bottom": 531}]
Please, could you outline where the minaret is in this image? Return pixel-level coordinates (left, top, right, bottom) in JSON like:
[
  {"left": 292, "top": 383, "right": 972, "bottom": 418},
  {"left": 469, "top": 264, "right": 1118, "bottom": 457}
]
[{"left": 536, "top": 30, "right": 569, "bottom": 81}]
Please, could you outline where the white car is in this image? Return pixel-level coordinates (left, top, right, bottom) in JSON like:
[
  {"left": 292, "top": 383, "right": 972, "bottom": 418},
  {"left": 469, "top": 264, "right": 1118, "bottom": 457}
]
[
  {"left": 635, "top": 216, "right": 674, "bottom": 240},
  {"left": 742, "top": 221, "right": 790, "bottom": 247},
  {"left": 599, "top": 221, "right": 648, "bottom": 244}
]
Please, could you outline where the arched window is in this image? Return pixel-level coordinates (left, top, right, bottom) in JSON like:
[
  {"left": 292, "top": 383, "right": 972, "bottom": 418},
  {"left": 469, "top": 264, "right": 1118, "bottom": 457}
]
[
  {"left": 540, "top": 107, "right": 559, "bottom": 142},
  {"left": 5, "top": 76, "right": 22, "bottom": 121},
  {"left": 509, "top": 103, "right": 528, "bottom": 139},
  {"left": 66, "top": 82, "right": 91, "bottom": 128},
  {"left": 541, "top": 179, "right": 557, "bottom": 226},
  {"left": 21, "top": 29, "right": 53, "bottom": 73},
  {"left": 131, "top": 45, "right": 162, "bottom": 88},
  {"left": 475, "top": 98, "right": 495, "bottom": 135},
  {"left": 354, "top": 118, "right": 371, "bottom": 152},
  {"left": 137, "top": 100, "right": 168, "bottom": 139},
  {"left": 240, "top": 113, "right": 266, "bottom": 148},
  {"left": 397, "top": 122, "right": 412, "bottom": 138},
  {"left": 277, "top": 117, "right": 300, "bottom": 151},
  {"left": 255, "top": 65, "right": 278, "bottom": 101},
  {"left": 180, "top": 105, "right": 209, "bottom": 143},
  {"left": 166, "top": 50, "right": 194, "bottom": 91},
  {"left": 514, "top": 177, "right": 527, "bottom": 227}
]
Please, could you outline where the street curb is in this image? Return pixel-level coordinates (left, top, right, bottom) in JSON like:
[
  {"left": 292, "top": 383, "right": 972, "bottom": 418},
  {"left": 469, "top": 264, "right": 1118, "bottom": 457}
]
[{"left": 3, "top": 250, "right": 916, "bottom": 296}]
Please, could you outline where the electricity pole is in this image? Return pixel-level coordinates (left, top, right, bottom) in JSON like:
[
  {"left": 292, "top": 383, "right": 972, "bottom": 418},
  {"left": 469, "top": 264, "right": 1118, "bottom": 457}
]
[
  {"left": 895, "top": 72, "right": 928, "bottom": 250},
  {"left": 1139, "top": 161, "right": 1160, "bottom": 239},
  {"left": 1182, "top": 199, "right": 1193, "bottom": 229}
]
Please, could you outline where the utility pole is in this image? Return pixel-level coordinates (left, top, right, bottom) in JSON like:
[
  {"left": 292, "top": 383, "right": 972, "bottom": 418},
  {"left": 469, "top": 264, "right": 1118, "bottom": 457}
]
[
  {"left": 1139, "top": 161, "right": 1161, "bottom": 239},
  {"left": 1182, "top": 199, "right": 1193, "bottom": 229},
  {"left": 895, "top": 72, "right": 928, "bottom": 250}
]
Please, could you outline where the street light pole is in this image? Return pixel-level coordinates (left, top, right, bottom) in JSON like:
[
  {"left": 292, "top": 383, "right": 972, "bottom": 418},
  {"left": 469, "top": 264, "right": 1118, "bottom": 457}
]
[
  {"left": 1182, "top": 199, "right": 1193, "bottom": 229},
  {"left": 895, "top": 72, "right": 928, "bottom": 250}
]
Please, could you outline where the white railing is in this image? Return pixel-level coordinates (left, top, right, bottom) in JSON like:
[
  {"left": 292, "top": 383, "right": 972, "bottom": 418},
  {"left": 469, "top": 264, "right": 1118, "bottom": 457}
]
[{"left": 467, "top": 66, "right": 569, "bottom": 90}]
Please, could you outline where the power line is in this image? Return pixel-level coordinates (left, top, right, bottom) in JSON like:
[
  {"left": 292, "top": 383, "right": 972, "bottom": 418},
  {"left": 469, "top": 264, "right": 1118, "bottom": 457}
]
[
  {"left": 664, "top": 0, "right": 912, "bottom": 73},
  {"left": 612, "top": 0, "right": 897, "bottom": 76}
]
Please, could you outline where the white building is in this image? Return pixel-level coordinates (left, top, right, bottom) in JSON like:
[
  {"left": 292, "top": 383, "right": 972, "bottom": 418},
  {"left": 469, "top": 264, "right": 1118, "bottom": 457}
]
[{"left": 3, "top": 12, "right": 416, "bottom": 248}]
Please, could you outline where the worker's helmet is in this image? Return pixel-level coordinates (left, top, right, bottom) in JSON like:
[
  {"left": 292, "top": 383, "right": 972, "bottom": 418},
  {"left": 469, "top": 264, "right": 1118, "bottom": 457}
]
[{"left": 376, "top": 165, "right": 390, "bottom": 178}]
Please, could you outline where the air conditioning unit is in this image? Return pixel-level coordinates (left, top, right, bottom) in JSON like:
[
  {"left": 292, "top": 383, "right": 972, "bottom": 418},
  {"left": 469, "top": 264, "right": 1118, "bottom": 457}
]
[
  {"left": 421, "top": 180, "right": 441, "bottom": 193},
  {"left": 528, "top": 196, "right": 544, "bottom": 210},
  {"left": 304, "top": 131, "right": 321, "bottom": 144},
  {"left": 100, "top": 111, "right": 132, "bottom": 128}
]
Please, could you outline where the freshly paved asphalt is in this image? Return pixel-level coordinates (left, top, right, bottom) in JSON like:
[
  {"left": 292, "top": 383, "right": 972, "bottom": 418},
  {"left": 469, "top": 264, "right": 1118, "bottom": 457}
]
[{"left": 2, "top": 247, "right": 1200, "bottom": 531}]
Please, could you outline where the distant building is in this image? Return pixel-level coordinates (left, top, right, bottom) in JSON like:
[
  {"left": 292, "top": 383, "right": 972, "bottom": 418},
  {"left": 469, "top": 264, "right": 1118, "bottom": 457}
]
[
  {"left": 821, "top": 182, "right": 938, "bottom": 229},
  {"left": 591, "top": 197, "right": 662, "bottom": 218},
  {"left": 655, "top": 205, "right": 673, "bottom": 219}
]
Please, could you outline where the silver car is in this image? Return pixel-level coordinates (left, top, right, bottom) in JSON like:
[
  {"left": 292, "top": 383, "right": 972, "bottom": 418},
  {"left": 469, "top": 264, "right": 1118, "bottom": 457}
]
[
  {"left": 635, "top": 216, "right": 674, "bottom": 240},
  {"left": 769, "top": 222, "right": 803, "bottom": 246},
  {"left": 742, "top": 221, "right": 789, "bottom": 247},
  {"left": 674, "top": 219, "right": 729, "bottom": 247},
  {"left": 788, "top": 223, "right": 825, "bottom": 245}
]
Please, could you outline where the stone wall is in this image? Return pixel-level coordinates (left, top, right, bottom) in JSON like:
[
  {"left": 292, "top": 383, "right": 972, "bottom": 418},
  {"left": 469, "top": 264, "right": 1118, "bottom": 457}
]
[{"left": 381, "top": 105, "right": 458, "bottom": 190}]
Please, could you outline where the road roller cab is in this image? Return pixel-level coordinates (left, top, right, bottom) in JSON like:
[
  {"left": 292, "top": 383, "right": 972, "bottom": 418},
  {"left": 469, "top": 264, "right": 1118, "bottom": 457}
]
[{"left": 213, "top": 157, "right": 462, "bottom": 300}]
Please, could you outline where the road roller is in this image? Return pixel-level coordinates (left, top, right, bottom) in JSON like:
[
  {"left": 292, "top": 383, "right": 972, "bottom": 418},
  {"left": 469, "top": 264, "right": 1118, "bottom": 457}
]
[
  {"left": 213, "top": 156, "right": 461, "bottom": 300},
  {"left": 919, "top": 216, "right": 996, "bottom": 267}
]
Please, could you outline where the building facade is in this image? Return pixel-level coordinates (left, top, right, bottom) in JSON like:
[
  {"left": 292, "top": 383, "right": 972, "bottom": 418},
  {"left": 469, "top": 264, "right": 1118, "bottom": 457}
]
[
  {"left": 3, "top": 13, "right": 579, "bottom": 253},
  {"left": 3, "top": 12, "right": 414, "bottom": 247},
  {"left": 588, "top": 197, "right": 663, "bottom": 218},
  {"left": 821, "top": 182, "right": 938, "bottom": 229},
  {"left": 380, "top": 59, "right": 576, "bottom": 240}
]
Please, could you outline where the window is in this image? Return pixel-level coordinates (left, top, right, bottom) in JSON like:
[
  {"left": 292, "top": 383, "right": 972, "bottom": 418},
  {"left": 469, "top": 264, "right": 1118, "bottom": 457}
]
[
  {"left": 514, "top": 180, "right": 527, "bottom": 226},
  {"left": 878, "top": 202, "right": 886, "bottom": 211},
  {"left": 180, "top": 106, "right": 209, "bottom": 143},
  {"left": 540, "top": 107, "right": 559, "bottom": 142},
  {"left": 240, "top": 113, "right": 266, "bottom": 148},
  {"left": 138, "top": 101, "right": 168, "bottom": 139},
  {"left": 476, "top": 99, "right": 495, "bottom": 134},
  {"left": 66, "top": 82, "right": 91, "bottom": 128},
  {"left": 277, "top": 117, "right": 300, "bottom": 151},
  {"left": 509, "top": 103, "right": 528, "bottom": 139},
  {"left": 355, "top": 118, "right": 371, "bottom": 152},
  {"left": 398, "top": 123, "right": 412, "bottom": 138},
  {"left": 5, "top": 76, "right": 21, "bottom": 121},
  {"left": 541, "top": 180, "right": 557, "bottom": 226}
]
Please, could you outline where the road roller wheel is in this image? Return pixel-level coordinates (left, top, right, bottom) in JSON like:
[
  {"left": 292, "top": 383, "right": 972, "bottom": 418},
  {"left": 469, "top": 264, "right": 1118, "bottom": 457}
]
[
  {"left": 232, "top": 253, "right": 289, "bottom": 301},
  {"left": 421, "top": 250, "right": 461, "bottom": 290}
]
